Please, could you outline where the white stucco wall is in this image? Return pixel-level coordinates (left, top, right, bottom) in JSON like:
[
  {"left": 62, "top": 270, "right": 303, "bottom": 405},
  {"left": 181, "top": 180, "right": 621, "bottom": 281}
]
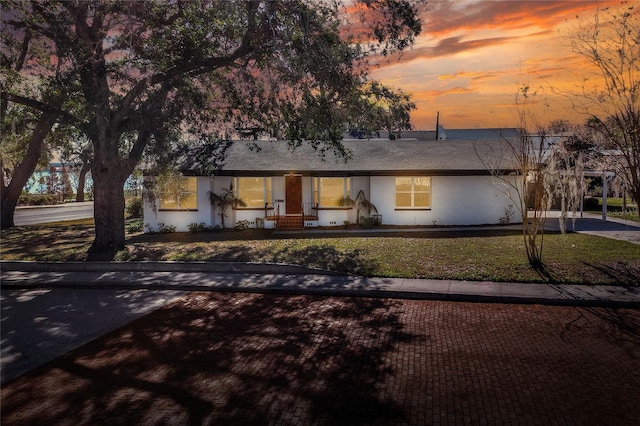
[
  {"left": 433, "top": 175, "right": 519, "bottom": 225},
  {"left": 145, "top": 174, "right": 521, "bottom": 230},
  {"left": 351, "top": 176, "right": 370, "bottom": 199},
  {"left": 370, "top": 175, "right": 519, "bottom": 226},
  {"left": 316, "top": 209, "right": 351, "bottom": 226},
  {"left": 301, "top": 176, "right": 313, "bottom": 204},
  {"left": 143, "top": 177, "right": 214, "bottom": 232}
]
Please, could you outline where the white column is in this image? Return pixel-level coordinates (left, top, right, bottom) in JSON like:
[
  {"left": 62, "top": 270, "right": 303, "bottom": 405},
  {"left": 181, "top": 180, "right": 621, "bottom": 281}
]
[{"left": 602, "top": 173, "right": 608, "bottom": 222}]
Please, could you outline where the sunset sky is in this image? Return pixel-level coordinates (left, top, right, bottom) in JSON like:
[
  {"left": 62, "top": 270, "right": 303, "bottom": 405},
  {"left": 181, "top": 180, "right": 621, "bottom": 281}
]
[{"left": 371, "top": 0, "right": 628, "bottom": 130}]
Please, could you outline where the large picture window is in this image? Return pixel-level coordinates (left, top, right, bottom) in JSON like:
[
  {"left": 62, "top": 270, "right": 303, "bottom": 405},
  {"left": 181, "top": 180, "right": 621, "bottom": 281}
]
[
  {"left": 313, "top": 177, "right": 351, "bottom": 207},
  {"left": 235, "top": 177, "right": 272, "bottom": 208},
  {"left": 160, "top": 177, "right": 198, "bottom": 210},
  {"left": 396, "top": 177, "right": 431, "bottom": 209}
]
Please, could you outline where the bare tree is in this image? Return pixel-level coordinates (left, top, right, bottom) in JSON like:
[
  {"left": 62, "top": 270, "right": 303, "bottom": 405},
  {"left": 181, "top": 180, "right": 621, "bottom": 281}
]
[
  {"left": 544, "top": 136, "right": 586, "bottom": 234},
  {"left": 565, "top": 5, "right": 640, "bottom": 216},
  {"left": 476, "top": 85, "right": 550, "bottom": 271}
]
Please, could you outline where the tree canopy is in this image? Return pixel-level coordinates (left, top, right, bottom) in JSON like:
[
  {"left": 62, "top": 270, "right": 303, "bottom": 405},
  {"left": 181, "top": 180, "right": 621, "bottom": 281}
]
[{"left": 1, "top": 0, "right": 423, "bottom": 254}]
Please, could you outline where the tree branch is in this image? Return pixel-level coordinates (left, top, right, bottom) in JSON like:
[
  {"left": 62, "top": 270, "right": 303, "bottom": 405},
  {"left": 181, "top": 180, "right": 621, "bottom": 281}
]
[
  {"left": 112, "top": 0, "right": 261, "bottom": 127},
  {"left": 1, "top": 92, "right": 87, "bottom": 133},
  {"left": 15, "top": 30, "right": 32, "bottom": 72},
  {"left": 126, "top": 129, "right": 152, "bottom": 174}
]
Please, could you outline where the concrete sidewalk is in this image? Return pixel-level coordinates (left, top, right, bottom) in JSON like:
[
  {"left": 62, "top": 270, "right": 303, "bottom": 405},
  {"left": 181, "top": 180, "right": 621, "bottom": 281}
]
[
  {"left": 543, "top": 211, "right": 640, "bottom": 244},
  {"left": 276, "top": 211, "right": 640, "bottom": 244},
  {"left": 2, "top": 261, "right": 639, "bottom": 308}
]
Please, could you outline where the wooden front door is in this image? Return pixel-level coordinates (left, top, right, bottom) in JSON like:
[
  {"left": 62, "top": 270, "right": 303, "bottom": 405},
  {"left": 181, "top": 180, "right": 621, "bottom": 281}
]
[{"left": 285, "top": 175, "right": 302, "bottom": 215}]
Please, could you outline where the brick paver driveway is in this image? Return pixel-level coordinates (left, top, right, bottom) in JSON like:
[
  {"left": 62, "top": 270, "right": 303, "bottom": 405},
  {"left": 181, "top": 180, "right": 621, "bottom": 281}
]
[{"left": 2, "top": 293, "right": 639, "bottom": 425}]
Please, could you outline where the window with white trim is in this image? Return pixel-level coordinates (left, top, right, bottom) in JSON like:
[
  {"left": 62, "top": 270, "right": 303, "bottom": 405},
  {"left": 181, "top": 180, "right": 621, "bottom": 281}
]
[
  {"left": 395, "top": 177, "right": 431, "bottom": 209},
  {"left": 313, "top": 177, "right": 351, "bottom": 207},
  {"left": 234, "top": 177, "right": 272, "bottom": 208},
  {"left": 160, "top": 177, "right": 198, "bottom": 210}
]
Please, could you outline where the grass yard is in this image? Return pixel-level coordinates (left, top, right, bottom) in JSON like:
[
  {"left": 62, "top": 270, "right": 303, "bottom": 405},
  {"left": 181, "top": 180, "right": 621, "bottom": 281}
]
[
  {"left": 2, "top": 219, "right": 639, "bottom": 285},
  {"left": 585, "top": 197, "right": 639, "bottom": 222}
]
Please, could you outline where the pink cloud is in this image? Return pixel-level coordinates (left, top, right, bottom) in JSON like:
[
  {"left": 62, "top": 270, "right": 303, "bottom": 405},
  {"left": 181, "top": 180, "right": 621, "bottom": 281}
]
[
  {"left": 423, "top": 0, "right": 623, "bottom": 37},
  {"left": 392, "top": 33, "right": 519, "bottom": 62}
]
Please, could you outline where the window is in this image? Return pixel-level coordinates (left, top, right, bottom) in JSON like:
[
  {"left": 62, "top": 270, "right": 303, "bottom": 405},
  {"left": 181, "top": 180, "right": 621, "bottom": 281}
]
[
  {"left": 396, "top": 177, "right": 431, "bottom": 209},
  {"left": 234, "top": 177, "right": 272, "bottom": 208},
  {"left": 160, "top": 177, "right": 198, "bottom": 210},
  {"left": 313, "top": 177, "right": 351, "bottom": 207}
]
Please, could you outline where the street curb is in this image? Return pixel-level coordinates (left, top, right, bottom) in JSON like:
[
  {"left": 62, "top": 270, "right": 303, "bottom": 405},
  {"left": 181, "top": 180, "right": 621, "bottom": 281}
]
[
  {"left": 2, "top": 278, "right": 639, "bottom": 309},
  {"left": 2, "top": 264, "right": 639, "bottom": 309},
  {"left": 0, "top": 260, "right": 344, "bottom": 276}
]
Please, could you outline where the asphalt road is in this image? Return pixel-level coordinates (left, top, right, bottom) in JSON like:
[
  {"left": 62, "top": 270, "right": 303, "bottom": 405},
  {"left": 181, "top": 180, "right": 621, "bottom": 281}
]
[
  {"left": 2, "top": 291, "right": 639, "bottom": 425},
  {"left": 0, "top": 287, "right": 186, "bottom": 384},
  {"left": 13, "top": 201, "right": 94, "bottom": 225}
]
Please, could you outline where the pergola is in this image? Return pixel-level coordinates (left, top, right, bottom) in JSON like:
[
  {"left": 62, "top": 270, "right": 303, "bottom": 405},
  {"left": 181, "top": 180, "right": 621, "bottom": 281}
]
[{"left": 582, "top": 171, "right": 616, "bottom": 221}]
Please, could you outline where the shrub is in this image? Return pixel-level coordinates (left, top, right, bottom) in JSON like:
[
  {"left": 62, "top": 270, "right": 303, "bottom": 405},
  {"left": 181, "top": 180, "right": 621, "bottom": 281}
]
[
  {"left": 188, "top": 222, "right": 208, "bottom": 233},
  {"left": 583, "top": 196, "right": 599, "bottom": 209},
  {"left": 145, "top": 223, "right": 176, "bottom": 233},
  {"left": 359, "top": 216, "right": 380, "bottom": 229},
  {"left": 234, "top": 219, "right": 250, "bottom": 230},
  {"left": 499, "top": 204, "right": 515, "bottom": 225},
  {"left": 126, "top": 220, "right": 144, "bottom": 233},
  {"left": 18, "top": 194, "right": 58, "bottom": 206},
  {"left": 126, "top": 197, "right": 144, "bottom": 218},
  {"left": 158, "top": 223, "right": 176, "bottom": 233}
]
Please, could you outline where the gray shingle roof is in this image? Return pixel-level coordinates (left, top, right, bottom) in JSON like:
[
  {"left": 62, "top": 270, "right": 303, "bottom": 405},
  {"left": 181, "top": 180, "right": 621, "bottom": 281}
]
[{"left": 179, "top": 139, "right": 517, "bottom": 176}]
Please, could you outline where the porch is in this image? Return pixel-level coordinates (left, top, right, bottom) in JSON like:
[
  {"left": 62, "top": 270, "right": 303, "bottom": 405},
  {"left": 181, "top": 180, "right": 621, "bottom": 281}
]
[{"left": 263, "top": 202, "right": 319, "bottom": 230}]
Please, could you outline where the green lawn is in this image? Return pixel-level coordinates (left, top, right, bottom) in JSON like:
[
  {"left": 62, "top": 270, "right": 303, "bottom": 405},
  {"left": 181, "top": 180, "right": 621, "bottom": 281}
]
[
  {"left": 2, "top": 219, "right": 639, "bottom": 285},
  {"left": 585, "top": 197, "right": 639, "bottom": 222}
]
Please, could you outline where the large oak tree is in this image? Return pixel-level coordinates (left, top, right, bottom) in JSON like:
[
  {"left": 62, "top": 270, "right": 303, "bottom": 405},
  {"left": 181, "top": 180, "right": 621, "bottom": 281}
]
[
  {"left": 1, "top": 0, "right": 422, "bottom": 255},
  {"left": 0, "top": 7, "right": 66, "bottom": 228}
]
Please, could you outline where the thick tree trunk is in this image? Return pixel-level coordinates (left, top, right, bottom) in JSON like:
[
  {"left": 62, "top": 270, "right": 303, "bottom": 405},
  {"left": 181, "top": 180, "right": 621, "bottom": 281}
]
[
  {"left": 88, "top": 152, "right": 129, "bottom": 257},
  {"left": 86, "top": 124, "right": 149, "bottom": 257},
  {"left": 1, "top": 114, "right": 54, "bottom": 228},
  {"left": 1, "top": 190, "right": 19, "bottom": 229},
  {"left": 75, "top": 162, "right": 91, "bottom": 202}
]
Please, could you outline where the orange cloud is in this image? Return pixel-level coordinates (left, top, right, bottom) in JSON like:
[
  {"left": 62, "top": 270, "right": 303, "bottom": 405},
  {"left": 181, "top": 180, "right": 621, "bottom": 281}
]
[
  {"left": 389, "top": 33, "right": 522, "bottom": 63},
  {"left": 415, "top": 87, "right": 475, "bottom": 99},
  {"left": 438, "top": 70, "right": 510, "bottom": 83},
  {"left": 423, "top": 0, "right": 623, "bottom": 37}
]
